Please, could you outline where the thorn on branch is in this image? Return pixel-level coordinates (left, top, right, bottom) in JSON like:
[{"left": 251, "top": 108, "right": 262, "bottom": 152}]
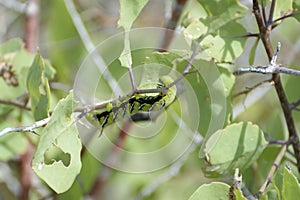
[{"left": 234, "top": 42, "right": 300, "bottom": 77}]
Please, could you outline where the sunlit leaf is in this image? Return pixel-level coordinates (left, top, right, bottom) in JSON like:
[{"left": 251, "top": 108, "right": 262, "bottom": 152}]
[
  {"left": 118, "top": 0, "right": 148, "bottom": 69},
  {"left": 197, "top": 0, "right": 248, "bottom": 34},
  {"left": 118, "top": 0, "right": 148, "bottom": 30},
  {"left": 188, "top": 182, "right": 230, "bottom": 200},
  {"left": 200, "top": 21, "right": 246, "bottom": 62},
  {"left": 199, "top": 122, "right": 267, "bottom": 177},
  {"left": 32, "top": 92, "right": 82, "bottom": 194}
]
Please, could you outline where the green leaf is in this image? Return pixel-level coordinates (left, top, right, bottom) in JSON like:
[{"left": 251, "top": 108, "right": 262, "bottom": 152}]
[
  {"left": 26, "top": 53, "right": 50, "bottom": 120},
  {"left": 57, "top": 151, "right": 101, "bottom": 199},
  {"left": 197, "top": 0, "right": 248, "bottom": 34},
  {"left": 199, "top": 122, "right": 267, "bottom": 177},
  {"left": 200, "top": 21, "right": 246, "bottom": 62},
  {"left": 118, "top": 0, "right": 148, "bottom": 30},
  {"left": 192, "top": 60, "right": 230, "bottom": 135},
  {"left": 188, "top": 182, "right": 230, "bottom": 200},
  {"left": 272, "top": 0, "right": 293, "bottom": 20},
  {"left": 0, "top": 38, "right": 23, "bottom": 57},
  {"left": 32, "top": 92, "right": 82, "bottom": 194},
  {"left": 184, "top": 20, "right": 208, "bottom": 40},
  {"left": 273, "top": 165, "right": 300, "bottom": 200},
  {"left": 118, "top": 0, "right": 148, "bottom": 69}
]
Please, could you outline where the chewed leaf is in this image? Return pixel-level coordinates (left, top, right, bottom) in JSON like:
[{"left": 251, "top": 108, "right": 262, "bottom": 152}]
[
  {"left": 199, "top": 122, "right": 267, "bottom": 177},
  {"left": 32, "top": 92, "right": 82, "bottom": 194}
]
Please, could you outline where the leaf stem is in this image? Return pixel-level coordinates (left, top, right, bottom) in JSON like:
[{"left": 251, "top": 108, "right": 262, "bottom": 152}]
[{"left": 0, "top": 99, "right": 31, "bottom": 110}]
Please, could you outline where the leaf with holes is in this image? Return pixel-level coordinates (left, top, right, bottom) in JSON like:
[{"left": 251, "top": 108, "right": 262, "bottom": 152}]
[{"left": 32, "top": 92, "right": 82, "bottom": 194}]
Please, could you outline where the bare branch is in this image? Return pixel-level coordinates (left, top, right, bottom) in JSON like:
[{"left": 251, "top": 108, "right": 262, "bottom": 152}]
[
  {"left": 0, "top": 117, "right": 50, "bottom": 137},
  {"left": 267, "top": 0, "right": 276, "bottom": 27},
  {"left": 234, "top": 43, "right": 300, "bottom": 76},
  {"left": 261, "top": 0, "right": 267, "bottom": 26}
]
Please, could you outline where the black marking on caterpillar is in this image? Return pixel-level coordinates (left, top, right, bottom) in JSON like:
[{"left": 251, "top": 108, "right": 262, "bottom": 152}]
[{"left": 86, "top": 75, "right": 177, "bottom": 135}]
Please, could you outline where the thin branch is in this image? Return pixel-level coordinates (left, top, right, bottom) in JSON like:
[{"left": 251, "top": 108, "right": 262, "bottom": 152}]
[
  {"left": 234, "top": 65, "right": 300, "bottom": 76},
  {"left": 257, "top": 144, "right": 287, "bottom": 197},
  {"left": 0, "top": 99, "right": 31, "bottom": 110},
  {"left": 64, "top": 0, "right": 122, "bottom": 95},
  {"left": 232, "top": 79, "right": 271, "bottom": 98},
  {"left": 0, "top": 117, "right": 49, "bottom": 137},
  {"left": 267, "top": 0, "right": 276, "bottom": 28},
  {"left": 0, "top": 0, "right": 27, "bottom": 13},
  {"left": 289, "top": 99, "right": 300, "bottom": 111},
  {"left": 260, "top": 0, "right": 267, "bottom": 26},
  {"left": 253, "top": 0, "right": 300, "bottom": 174},
  {"left": 237, "top": 32, "right": 260, "bottom": 38},
  {"left": 273, "top": 11, "right": 299, "bottom": 25}
]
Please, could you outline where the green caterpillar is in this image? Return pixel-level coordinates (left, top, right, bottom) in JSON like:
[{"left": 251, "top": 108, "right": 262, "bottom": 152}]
[{"left": 86, "top": 75, "right": 177, "bottom": 133}]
